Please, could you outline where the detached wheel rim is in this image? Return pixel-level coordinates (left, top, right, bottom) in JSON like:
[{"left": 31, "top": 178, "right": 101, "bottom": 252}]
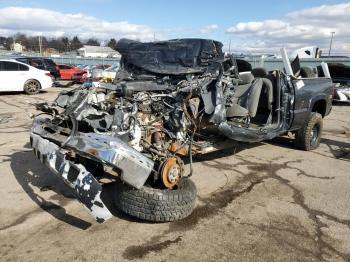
[
  {"left": 310, "top": 124, "right": 320, "bottom": 147},
  {"left": 26, "top": 80, "right": 39, "bottom": 93}
]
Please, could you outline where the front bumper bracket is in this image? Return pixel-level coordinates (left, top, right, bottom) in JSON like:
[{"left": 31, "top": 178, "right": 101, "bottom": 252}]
[{"left": 30, "top": 133, "right": 113, "bottom": 223}]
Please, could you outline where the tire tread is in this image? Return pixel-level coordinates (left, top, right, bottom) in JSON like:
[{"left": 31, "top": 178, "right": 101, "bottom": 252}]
[
  {"left": 295, "top": 112, "right": 323, "bottom": 151},
  {"left": 114, "top": 178, "right": 196, "bottom": 222}
]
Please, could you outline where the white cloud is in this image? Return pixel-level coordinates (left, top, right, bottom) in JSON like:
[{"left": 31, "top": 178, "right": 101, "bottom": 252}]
[
  {"left": 200, "top": 24, "right": 218, "bottom": 34},
  {"left": 226, "top": 2, "right": 350, "bottom": 53},
  {"left": 0, "top": 7, "right": 156, "bottom": 41}
]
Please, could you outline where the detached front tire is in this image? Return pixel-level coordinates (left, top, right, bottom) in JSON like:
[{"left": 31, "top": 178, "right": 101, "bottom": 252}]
[
  {"left": 295, "top": 112, "right": 323, "bottom": 151},
  {"left": 114, "top": 178, "right": 197, "bottom": 222},
  {"left": 24, "top": 79, "right": 41, "bottom": 95}
]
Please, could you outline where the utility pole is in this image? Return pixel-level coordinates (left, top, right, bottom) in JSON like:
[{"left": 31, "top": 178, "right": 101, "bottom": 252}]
[
  {"left": 228, "top": 38, "right": 231, "bottom": 54},
  {"left": 153, "top": 33, "right": 156, "bottom": 42},
  {"left": 328, "top": 32, "right": 335, "bottom": 57},
  {"left": 38, "top": 35, "right": 42, "bottom": 56}
]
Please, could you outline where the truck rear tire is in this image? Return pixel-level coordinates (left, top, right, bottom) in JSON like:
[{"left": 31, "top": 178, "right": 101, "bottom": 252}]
[
  {"left": 295, "top": 112, "right": 323, "bottom": 151},
  {"left": 114, "top": 178, "right": 196, "bottom": 222}
]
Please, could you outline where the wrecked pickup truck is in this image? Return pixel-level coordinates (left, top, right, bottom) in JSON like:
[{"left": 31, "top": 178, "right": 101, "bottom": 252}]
[{"left": 30, "top": 38, "right": 333, "bottom": 223}]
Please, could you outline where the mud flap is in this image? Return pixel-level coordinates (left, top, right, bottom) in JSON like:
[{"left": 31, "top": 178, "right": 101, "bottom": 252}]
[{"left": 31, "top": 133, "right": 112, "bottom": 223}]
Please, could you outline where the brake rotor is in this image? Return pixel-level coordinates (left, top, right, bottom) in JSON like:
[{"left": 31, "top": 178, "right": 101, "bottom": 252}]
[{"left": 160, "top": 157, "right": 183, "bottom": 189}]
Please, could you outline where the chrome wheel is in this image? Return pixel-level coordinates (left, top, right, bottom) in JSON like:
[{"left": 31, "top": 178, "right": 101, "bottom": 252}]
[
  {"left": 24, "top": 80, "right": 40, "bottom": 95},
  {"left": 310, "top": 124, "right": 320, "bottom": 147}
]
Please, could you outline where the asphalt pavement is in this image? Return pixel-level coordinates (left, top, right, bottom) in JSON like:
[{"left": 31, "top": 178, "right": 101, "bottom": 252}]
[{"left": 0, "top": 88, "right": 349, "bottom": 262}]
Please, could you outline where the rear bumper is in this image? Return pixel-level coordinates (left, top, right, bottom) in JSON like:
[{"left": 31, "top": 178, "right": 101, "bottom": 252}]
[{"left": 41, "top": 77, "right": 53, "bottom": 89}]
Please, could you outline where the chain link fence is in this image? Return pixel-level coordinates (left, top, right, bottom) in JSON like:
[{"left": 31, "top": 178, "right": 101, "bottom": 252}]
[{"left": 1, "top": 54, "right": 350, "bottom": 70}]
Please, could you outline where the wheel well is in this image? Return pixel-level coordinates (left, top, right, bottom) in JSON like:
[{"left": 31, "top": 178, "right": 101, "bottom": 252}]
[{"left": 312, "top": 99, "right": 326, "bottom": 117}]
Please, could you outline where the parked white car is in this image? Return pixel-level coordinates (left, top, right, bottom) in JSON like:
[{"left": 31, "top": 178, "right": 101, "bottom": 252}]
[
  {"left": 101, "top": 64, "right": 119, "bottom": 82},
  {"left": 0, "top": 59, "right": 53, "bottom": 95}
]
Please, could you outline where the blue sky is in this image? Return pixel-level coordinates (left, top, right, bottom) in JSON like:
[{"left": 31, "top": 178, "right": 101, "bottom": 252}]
[
  {"left": 0, "top": 0, "right": 348, "bottom": 53},
  {"left": 0, "top": 0, "right": 343, "bottom": 26}
]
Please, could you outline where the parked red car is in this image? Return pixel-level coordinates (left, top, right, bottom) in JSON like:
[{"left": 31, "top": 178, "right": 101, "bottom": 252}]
[{"left": 57, "top": 64, "right": 87, "bottom": 83}]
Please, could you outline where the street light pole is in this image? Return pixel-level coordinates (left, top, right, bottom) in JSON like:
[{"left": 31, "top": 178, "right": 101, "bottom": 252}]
[
  {"left": 38, "top": 35, "right": 42, "bottom": 56},
  {"left": 328, "top": 32, "right": 335, "bottom": 57},
  {"left": 228, "top": 38, "right": 231, "bottom": 53}
]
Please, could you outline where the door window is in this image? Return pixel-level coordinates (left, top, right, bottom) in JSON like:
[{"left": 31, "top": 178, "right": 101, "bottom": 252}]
[
  {"left": 0, "top": 61, "right": 29, "bottom": 71},
  {"left": 19, "top": 64, "right": 29, "bottom": 71},
  {"left": 3, "top": 61, "right": 20, "bottom": 71}
]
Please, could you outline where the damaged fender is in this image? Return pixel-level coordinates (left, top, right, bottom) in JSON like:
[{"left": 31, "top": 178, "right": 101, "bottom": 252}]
[{"left": 65, "top": 133, "right": 154, "bottom": 189}]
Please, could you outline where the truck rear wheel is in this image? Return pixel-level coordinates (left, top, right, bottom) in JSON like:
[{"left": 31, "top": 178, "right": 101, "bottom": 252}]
[
  {"left": 114, "top": 178, "right": 196, "bottom": 222},
  {"left": 295, "top": 112, "right": 323, "bottom": 151}
]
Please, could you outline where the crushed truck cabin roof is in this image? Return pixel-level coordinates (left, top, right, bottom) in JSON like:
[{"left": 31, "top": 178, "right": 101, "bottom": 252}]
[{"left": 115, "top": 38, "right": 224, "bottom": 75}]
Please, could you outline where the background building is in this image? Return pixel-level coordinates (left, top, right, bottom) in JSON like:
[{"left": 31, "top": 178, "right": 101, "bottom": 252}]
[
  {"left": 11, "top": 42, "right": 25, "bottom": 53},
  {"left": 78, "top": 45, "right": 120, "bottom": 58}
]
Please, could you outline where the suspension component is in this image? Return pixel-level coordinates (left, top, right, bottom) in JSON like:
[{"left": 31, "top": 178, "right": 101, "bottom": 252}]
[{"left": 160, "top": 157, "right": 184, "bottom": 189}]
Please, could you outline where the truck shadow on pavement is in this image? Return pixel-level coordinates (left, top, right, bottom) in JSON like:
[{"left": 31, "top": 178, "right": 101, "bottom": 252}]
[
  {"left": 320, "top": 137, "right": 350, "bottom": 161},
  {"left": 10, "top": 143, "right": 155, "bottom": 230},
  {"left": 185, "top": 142, "right": 262, "bottom": 164},
  {"left": 9, "top": 135, "right": 348, "bottom": 231},
  {"left": 269, "top": 136, "right": 350, "bottom": 161},
  {"left": 10, "top": 144, "right": 94, "bottom": 230}
]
